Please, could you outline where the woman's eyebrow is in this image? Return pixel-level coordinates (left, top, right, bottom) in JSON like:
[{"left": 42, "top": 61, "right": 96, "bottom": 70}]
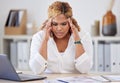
[
  {"left": 52, "top": 21, "right": 68, "bottom": 24},
  {"left": 52, "top": 21, "right": 57, "bottom": 24},
  {"left": 60, "top": 21, "right": 68, "bottom": 24}
]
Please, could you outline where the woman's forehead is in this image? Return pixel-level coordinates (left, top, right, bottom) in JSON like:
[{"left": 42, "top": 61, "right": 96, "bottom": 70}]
[{"left": 52, "top": 14, "right": 68, "bottom": 23}]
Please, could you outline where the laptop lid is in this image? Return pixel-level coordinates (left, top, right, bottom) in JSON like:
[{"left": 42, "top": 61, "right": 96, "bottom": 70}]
[{"left": 0, "top": 54, "right": 47, "bottom": 81}]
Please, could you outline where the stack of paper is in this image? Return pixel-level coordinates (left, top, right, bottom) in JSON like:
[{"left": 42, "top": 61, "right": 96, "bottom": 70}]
[
  {"left": 101, "top": 75, "right": 120, "bottom": 82},
  {"left": 44, "top": 75, "right": 108, "bottom": 83}
]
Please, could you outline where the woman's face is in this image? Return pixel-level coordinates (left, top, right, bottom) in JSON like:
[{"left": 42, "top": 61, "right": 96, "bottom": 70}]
[{"left": 51, "top": 14, "right": 70, "bottom": 39}]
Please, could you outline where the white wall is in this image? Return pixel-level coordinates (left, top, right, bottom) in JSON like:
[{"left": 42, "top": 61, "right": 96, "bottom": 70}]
[{"left": 0, "top": 0, "right": 120, "bottom": 36}]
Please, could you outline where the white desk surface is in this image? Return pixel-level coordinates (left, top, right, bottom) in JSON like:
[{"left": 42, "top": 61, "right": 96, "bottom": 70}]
[{"left": 0, "top": 71, "right": 119, "bottom": 83}]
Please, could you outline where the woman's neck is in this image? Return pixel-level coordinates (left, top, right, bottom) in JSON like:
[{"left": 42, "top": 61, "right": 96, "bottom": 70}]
[{"left": 54, "top": 33, "right": 71, "bottom": 52}]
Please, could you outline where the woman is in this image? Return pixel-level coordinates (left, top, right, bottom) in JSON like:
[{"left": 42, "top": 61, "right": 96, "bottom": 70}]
[{"left": 29, "top": 1, "right": 93, "bottom": 74}]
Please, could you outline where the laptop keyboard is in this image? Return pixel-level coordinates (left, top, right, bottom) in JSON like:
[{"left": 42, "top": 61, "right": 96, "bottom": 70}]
[{"left": 18, "top": 74, "right": 42, "bottom": 80}]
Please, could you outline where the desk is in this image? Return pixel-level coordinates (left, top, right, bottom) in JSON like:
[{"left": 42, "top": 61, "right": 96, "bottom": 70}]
[{"left": 0, "top": 72, "right": 119, "bottom": 83}]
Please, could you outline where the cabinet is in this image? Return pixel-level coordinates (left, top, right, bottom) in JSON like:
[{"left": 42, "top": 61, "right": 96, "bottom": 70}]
[
  {"left": 0, "top": 9, "right": 33, "bottom": 71},
  {"left": 92, "top": 36, "right": 120, "bottom": 74},
  {"left": 1, "top": 35, "right": 32, "bottom": 70},
  {"left": 1, "top": 35, "right": 120, "bottom": 73}
]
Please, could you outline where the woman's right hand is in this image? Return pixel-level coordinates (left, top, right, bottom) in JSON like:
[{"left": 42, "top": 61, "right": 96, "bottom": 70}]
[
  {"left": 39, "top": 18, "right": 53, "bottom": 60},
  {"left": 43, "top": 18, "right": 53, "bottom": 41}
]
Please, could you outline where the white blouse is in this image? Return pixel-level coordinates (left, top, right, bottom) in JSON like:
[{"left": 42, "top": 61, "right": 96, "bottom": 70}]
[{"left": 29, "top": 29, "right": 93, "bottom": 74}]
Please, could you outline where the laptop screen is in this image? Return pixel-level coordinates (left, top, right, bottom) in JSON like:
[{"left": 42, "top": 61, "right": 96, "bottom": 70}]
[
  {"left": 0, "top": 54, "right": 20, "bottom": 81},
  {"left": 0, "top": 54, "right": 47, "bottom": 81}
]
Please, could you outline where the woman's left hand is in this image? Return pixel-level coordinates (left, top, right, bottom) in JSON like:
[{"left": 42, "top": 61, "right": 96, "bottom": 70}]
[{"left": 68, "top": 18, "right": 80, "bottom": 41}]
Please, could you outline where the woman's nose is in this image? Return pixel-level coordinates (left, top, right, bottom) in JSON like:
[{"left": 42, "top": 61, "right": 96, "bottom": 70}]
[{"left": 56, "top": 25, "right": 62, "bottom": 30}]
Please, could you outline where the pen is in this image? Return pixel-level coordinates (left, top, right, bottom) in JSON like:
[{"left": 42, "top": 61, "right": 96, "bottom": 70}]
[{"left": 57, "top": 80, "right": 69, "bottom": 83}]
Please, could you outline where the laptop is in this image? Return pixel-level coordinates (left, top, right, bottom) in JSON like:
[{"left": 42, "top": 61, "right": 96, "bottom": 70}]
[{"left": 0, "top": 54, "right": 47, "bottom": 81}]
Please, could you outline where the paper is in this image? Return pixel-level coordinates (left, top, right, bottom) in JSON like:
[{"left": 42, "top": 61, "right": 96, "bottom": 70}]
[
  {"left": 101, "top": 75, "right": 120, "bottom": 82},
  {"left": 43, "top": 75, "right": 107, "bottom": 83},
  {"left": 56, "top": 76, "right": 102, "bottom": 83},
  {"left": 44, "top": 80, "right": 62, "bottom": 83},
  {"left": 88, "top": 76, "right": 108, "bottom": 82}
]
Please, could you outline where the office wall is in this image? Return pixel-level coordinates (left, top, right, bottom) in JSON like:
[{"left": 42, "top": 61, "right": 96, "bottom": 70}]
[{"left": 0, "top": 0, "right": 120, "bottom": 36}]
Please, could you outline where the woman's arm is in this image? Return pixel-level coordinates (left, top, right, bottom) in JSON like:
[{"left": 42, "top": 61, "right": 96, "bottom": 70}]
[
  {"left": 68, "top": 18, "right": 85, "bottom": 58},
  {"left": 39, "top": 27, "right": 52, "bottom": 60},
  {"left": 29, "top": 32, "right": 48, "bottom": 74},
  {"left": 74, "top": 32, "right": 93, "bottom": 73},
  {"left": 29, "top": 19, "right": 52, "bottom": 74},
  {"left": 39, "top": 18, "right": 52, "bottom": 60},
  {"left": 68, "top": 18, "right": 93, "bottom": 73}
]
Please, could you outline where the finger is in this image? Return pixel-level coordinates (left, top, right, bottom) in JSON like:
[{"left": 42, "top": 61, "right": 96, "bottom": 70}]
[
  {"left": 48, "top": 26, "right": 52, "bottom": 33},
  {"left": 46, "top": 18, "right": 53, "bottom": 28},
  {"left": 41, "top": 20, "right": 48, "bottom": 29},
  {"left": 47, "top": 27, "right": 52, "bottom": 37},
  {"left": 68, "top": 18, "right": 73, "bottom": 28},
  {"left": 68, "top": 18, "right": 71, "bottom": 24},
  {"left": 49, "top": 18, "right": 53, "bottom": 22},
  {"left": 43, "top": 20, "right": 48, "bottom": 25},
  {"left": 48, "top": 17, "right": 54, "bottom": 24},
  {"left": 68, "top": 18, "right": 72, "bottom": 25}
]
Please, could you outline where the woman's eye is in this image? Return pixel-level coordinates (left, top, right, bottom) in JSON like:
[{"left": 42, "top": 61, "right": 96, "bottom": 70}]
[
  {"left": 61, "top": 22, "right": 67, "bottom": 26},
  {"left": 52, "top": 23, "right": 58, "bottom": 26}
]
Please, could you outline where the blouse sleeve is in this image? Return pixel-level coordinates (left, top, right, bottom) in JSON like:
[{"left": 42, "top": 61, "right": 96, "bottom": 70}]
[
  {"left": 29, "top": 32, "right": 47, "bottom": 74},
  {"left": 74, "top": 31, "right": 93, "bottom": 73}
]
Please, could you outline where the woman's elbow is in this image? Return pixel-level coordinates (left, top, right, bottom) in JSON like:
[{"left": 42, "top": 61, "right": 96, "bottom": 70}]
[
  {"left": 75, "top": 59, "right": 93, "bottom": 73},
  {"left": 29, "top": 60, "right": 44, "bottom": 75}
]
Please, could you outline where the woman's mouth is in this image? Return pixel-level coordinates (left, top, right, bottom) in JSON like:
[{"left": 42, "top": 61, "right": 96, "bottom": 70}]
[{"left": 55, "top": 32, "right": 64, "bottom": 37}]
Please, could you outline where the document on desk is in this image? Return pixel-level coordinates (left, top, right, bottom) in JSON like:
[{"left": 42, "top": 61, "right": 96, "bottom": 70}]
[
  {"left": 101, "top": 75, "right": 120, "bottom": 82},
  {"left": 44, "top": 75, "right": 108, "bottom": 83}
]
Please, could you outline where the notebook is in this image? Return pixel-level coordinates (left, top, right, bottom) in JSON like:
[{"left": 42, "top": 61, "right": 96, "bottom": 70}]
[{"left": 0, "top": 54, "right": 47, "bottom": 81}]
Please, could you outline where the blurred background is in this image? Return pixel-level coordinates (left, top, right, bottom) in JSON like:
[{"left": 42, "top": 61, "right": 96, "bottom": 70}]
[{"left": 0, "top": 0, "right": 120, "bottom": 73}]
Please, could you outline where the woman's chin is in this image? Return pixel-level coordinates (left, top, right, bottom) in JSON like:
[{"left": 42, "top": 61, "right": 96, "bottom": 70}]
[{"left": 55, "top": 34, "right": 65, "bottom": 39}]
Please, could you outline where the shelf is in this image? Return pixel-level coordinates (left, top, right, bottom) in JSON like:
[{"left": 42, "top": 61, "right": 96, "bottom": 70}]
[
  {"left": 92, "top": 36, "right": 120, "bottom": 41},
  {"left": 3, "top": 35, "right": 32, "bottom": 40},
  {"left": 1, "top": 35, "right": 32, "bottom": 70},
  {"left": 91, "top": 36, "right": 120, "bottom": 73}
]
